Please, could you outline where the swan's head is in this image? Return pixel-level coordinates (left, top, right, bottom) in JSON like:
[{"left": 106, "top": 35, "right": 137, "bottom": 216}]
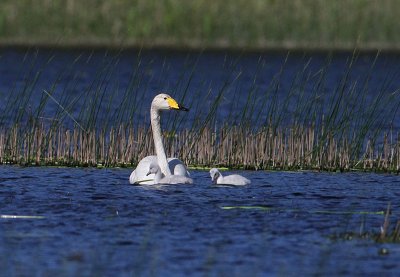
[
  {"left": 152, "top": 93, "right": 189, "bottom": 112},
  {"left": 209, "top": 168, "right": 221, "bottom": 184},
  {"left": 146, "top": 162, "right": 161, "bottom": 176}
]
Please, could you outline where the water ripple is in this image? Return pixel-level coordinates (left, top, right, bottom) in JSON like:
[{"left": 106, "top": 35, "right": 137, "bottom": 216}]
[{"left": 0, "top": 166, "right": 399, "bottom": 276}]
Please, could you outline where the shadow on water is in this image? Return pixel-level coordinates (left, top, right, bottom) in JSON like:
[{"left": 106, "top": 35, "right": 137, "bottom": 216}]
[{"left": 0, "top": 166, "right": 399, "bottom": 275}]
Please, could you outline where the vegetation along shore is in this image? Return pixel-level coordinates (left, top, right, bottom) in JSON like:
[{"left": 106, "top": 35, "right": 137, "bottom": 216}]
[
  {"left": 0, "top": 48, "right": 399, "bottom": 172},
  {"left": 0, "top": 0, "right": 399, "bottom": 51},
  {"left": 1, "top": 123, "right": 400, "bottom": 172}
]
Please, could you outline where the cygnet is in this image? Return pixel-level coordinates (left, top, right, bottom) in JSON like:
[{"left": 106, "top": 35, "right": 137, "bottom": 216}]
[
  {"left": 147, "top": 162, "right": 193, "bottom": 185},
  {"left": 209, "top": 168, "right": 251, "bottom": 186}
]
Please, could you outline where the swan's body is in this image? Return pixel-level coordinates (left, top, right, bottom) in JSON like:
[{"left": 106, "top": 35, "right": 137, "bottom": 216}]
[
  {"left": 209, "top": 168, "right": 251, "bottom": 186},
  {"left": 129, "top": 94, "right": 190, "bottom": 185},
  {"left": 147, "top": 162, "right": 193, "bottom": 184},
  {"left": 129, "top": 156, "right": 188, "bottom": 184}
]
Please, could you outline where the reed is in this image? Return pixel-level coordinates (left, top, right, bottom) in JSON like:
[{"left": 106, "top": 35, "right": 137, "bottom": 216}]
[
  {"left": 374, "top": 202, "right": 400, "bottom": 244},
  {"left": 0, "top": 49, "right": 399, "bottom": 171},
  {"left": 331, "top": 203, "right": 400, "bottom": 244},
  {"left": 0, "top": 122, "right": 400, "bottom": 172}
]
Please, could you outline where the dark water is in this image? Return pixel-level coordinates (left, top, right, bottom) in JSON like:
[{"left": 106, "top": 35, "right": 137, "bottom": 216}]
[
  {"left": 1, "top": 166, "right": 399, "bottom": 276},
  {"left": 0, "top": 49, "right": 399, "bottom": 130}
]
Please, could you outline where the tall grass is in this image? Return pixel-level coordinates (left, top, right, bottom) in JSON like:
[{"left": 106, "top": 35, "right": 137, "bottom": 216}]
[
  {"left": 0, "top": 49, "right": 399, "bottom": 171},
  {"left": 0, "top": 1, "right": 399, "bottom": 50}
]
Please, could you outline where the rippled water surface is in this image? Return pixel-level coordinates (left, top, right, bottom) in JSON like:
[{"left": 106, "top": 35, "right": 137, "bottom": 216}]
[{"left": 1, "top": 166, "right": 399, "bottom": 276}]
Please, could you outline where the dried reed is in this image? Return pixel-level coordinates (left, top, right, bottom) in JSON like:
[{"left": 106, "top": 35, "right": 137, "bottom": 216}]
[
  {"left": 0, "top": 122, "right": 399, "bottom": 172},
  {"left": 0, "top": 49, "right": 399, "bottom": 173}
]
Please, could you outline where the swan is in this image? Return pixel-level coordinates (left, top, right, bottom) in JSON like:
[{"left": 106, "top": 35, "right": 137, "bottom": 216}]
[
  {"left": 129, "top": 93, "right": 190, "bottom": 184},
  {"left": 209, "top": 168, "right": 251, "bottom": 186},
  {"left": 146, "top": 162, "right": 193, "bottom": 184}
]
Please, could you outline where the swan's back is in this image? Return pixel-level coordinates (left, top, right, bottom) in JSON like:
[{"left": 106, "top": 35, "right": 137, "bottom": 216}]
[
  {"left": 167, "top": 158, "right": 190, "bottom": 177},
  {"left": 159, "top": 175, "right": 193, "bottom": 185},
  {"left": 219, "top": 174, "right": 251, "bottom": 186},
  {"left": 149, "top": 161, "right": 193, "bottom": 184}
]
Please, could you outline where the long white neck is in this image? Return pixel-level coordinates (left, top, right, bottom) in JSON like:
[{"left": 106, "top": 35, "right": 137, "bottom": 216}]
[{"left": 151, "top": 107, "right": 172, "bottom": 176}]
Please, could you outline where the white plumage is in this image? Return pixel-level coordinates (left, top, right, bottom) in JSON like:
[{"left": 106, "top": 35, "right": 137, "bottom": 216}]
[
  {"left": 147, "top": 162, "right": 193, "bottom": 185},
  {"left": 129, "top": 94, "right": 190, "bottom": 184},
  {"left": 209, "top": 168, "right": 251, "bottom": 186}
]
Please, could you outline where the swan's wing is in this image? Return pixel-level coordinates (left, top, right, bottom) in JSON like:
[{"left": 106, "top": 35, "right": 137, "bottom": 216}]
[
  {"left": 159, "top": 175, "right": 193, "bottom": 185},
  {"left": 167, "top": 157, "right": 190, "bottom": 177},
  {"left": 219, "top": 174, "right": 251, "bottom": 186},
  {"left": 129, "top": 156, "right": 158, "bottom": 184},
  {"left": 176, "top": 176, "right": 193, "bottom": 184},
  {"left": 129, "top": 170, "right": 137, "bottom": 184}
]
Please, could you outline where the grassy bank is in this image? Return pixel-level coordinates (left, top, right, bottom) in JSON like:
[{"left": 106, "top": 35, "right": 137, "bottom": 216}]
[{"left": 0, "top": 0, "right": 399, "bottom": 50}]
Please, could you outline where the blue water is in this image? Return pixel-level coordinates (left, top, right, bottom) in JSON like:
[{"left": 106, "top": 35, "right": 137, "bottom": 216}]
[
  {"left": 1, "top": 166, "right": 399, "bottom": 276},
  {"left": 0, "top": 49, "right": 399, "bottom": 130}
]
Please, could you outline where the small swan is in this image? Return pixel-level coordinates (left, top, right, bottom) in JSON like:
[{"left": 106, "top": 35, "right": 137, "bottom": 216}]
[
  {"left": 147, "top": 162, "right": 193, "bottom": 185},
  {"left": 209, "top": 168, "right": 251, "bottom": 186}
]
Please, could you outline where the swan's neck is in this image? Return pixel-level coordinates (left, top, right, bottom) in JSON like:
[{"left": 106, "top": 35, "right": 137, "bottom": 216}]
[
  {"left": 154, "top": 169, "right": 163, "bottom": 183},
  {"left": 217, "top": 173, "right": 224, "bottom": 184},
  {"left": 151, "top": 108, "right": 172, "bottom": 176}
]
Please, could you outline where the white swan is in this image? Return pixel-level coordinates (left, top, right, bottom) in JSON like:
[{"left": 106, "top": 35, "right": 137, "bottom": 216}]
[
  {"left": 147, "top": 162, "right": 193, "bottom": 184},
  {"left": 209, "top": 168, "right": 251, "bottom": 186},
  {"left": 129, "top": 93, "right": 190, "bottom": 184}
]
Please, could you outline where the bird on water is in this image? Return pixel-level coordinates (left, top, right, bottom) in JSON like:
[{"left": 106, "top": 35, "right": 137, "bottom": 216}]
[
  {"left": 129, "top": 93, "right": 190, "bottom": 184},
  {"left": 209, "top": 168, "right": 251, "bottom": 186}
]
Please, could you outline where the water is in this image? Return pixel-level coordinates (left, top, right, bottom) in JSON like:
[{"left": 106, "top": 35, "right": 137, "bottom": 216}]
[
  {"left": 1, "top": 166, "right": 399, "bottom": 276},
  {"left": 0, "top": 49, "right": 399, "bottom": 130}
]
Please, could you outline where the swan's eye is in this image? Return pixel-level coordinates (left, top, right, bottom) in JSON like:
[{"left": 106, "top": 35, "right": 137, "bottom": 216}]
[{"left": 164, "top": 97, "right": 167, "bottom": 100}]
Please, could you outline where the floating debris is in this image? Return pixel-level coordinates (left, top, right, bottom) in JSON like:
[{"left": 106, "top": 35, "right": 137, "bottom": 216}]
[
  {"left": 1, "top": 214, "right": 45, "bottom": 219},
  {"left": 220, "top": 206, "right": 385, "bottom": 215},
  {"left": 378, "top": 248, "right": 390, "bottom": 255}
]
